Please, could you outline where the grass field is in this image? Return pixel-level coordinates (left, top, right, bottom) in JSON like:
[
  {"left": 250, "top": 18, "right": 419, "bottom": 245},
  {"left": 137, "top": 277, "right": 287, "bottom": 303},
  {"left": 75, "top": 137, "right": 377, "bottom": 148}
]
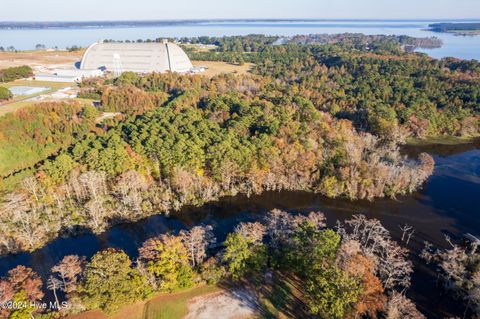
[
  {"left": 0, "top": 79, "right": 75, "bottom": 116},
  {"left": 66, "top": 285, "right": 222, "bottom": 319},
  {"left": 0, "top": 50, "right": 83, "bottom": 69},
  {"left": 143, "top": 285, "right": 221, "bottom": 319}
]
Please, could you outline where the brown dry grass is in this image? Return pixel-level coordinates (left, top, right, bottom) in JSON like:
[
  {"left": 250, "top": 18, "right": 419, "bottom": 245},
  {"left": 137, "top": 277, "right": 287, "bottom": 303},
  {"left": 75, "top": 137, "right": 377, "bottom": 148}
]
[
  {"left": 0, "top": 50, "right": 83, "bottom": 69},
  {"left": 192, "top": 60, "right": 254, "bottom": 77}
]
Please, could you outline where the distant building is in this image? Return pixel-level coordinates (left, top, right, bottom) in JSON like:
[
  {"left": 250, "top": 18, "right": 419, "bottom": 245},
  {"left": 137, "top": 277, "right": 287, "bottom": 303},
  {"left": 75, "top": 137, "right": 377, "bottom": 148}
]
[
  {"left": 34, "top": 69, "right": 104, "bottom": 83},
  {"left": 79, "top": 40, "right": 193, "bottom": 74}
]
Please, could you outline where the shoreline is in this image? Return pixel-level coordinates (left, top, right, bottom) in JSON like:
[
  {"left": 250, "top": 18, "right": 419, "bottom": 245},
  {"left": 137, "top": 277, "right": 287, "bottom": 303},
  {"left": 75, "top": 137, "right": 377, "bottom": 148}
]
[{"left": 0, "top": 137, "right": 478, "bottom": 259}]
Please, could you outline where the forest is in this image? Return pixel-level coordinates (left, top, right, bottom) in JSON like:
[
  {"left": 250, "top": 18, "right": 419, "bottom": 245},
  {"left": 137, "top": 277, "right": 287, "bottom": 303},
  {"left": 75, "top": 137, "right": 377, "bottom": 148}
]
[
  {"left": 0, "top": 70, "right": 437, "bottom": 256},
  {"left": 0, "top": 34, "right": 479, "bottom": 318}
]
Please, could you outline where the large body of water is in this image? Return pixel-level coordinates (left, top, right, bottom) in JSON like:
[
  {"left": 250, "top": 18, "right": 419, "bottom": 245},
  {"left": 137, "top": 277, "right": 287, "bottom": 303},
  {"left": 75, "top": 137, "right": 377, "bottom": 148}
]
[
  {"left": 1, "top": 20, "right": 480, "bottom": 60},
  {"left": 0, "top": 140, "right": 479, "bottom": 318}
]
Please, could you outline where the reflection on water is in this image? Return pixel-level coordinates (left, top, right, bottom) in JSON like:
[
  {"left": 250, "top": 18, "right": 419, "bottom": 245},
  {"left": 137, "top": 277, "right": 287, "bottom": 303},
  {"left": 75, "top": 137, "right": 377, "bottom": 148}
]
[
  {"left": 1, "top": 20, "right": 480, "bottom": 60},
  {"left": 0, "top": 140, "right": 478, "bottom": 318}
]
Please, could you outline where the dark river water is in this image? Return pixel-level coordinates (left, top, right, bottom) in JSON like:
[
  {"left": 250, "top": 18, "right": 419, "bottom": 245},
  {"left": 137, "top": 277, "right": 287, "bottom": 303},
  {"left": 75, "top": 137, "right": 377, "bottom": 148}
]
[{"left": 0, "top": 139, "right": 479, "bottom": 318}]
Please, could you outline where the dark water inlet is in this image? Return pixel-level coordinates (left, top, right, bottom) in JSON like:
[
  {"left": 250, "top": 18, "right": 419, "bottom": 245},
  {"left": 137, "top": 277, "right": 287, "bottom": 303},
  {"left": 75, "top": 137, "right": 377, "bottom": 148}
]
[{"left": 0, "top": 139, "right": 479, "bottom": 318}]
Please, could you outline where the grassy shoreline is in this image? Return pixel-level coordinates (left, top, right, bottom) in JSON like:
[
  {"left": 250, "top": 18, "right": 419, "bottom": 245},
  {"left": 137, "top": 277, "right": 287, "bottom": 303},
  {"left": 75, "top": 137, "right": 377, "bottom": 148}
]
[{"left": 406, "top": 135, "right": 480, "bottom": 146}]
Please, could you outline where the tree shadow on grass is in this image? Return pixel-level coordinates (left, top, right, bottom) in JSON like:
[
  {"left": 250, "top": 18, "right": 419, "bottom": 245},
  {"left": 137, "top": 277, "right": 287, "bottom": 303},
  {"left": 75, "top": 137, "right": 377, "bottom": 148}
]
[{"left": 217, "top": 271, "right": 311, "bottom": 319}]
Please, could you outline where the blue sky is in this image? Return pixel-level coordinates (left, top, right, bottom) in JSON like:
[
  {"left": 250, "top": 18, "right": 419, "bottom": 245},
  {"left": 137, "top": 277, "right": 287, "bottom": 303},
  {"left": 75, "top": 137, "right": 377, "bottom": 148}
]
[{"left": 0, "top": 0, "right": 479, "bottom": 21}]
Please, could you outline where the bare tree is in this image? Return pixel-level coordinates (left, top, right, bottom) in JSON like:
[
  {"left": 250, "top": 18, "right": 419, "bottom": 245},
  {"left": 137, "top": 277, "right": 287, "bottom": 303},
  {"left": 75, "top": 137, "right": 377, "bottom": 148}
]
[
  {"left": 399, "top": 224, "right": 415, "bottom": 246},
  {"left": 264, "top": 209, "right": 296, "bottom": 248},
  {"left": 378, "top": 240, "right": 413, "bottom": 290},
  {"left": 344, "top": 215, "right": 413, "bottom": 291},
  {"left": 235, "top": 222, "right": 266, "bottom": 244},
  {"left": 114, "top": 171, "right": 149, "bottom": 216},
  {"left": 179, "top": 225, "right": 216, "bottom": 268},
  {"left": 47, "top": 276, "right": 63, "bottom": 309},
  {"left": 1, "top": 192, "right": 43, "bottom": 250},
  {"left": 419, "top": 241, "right": 436, "bottom": 264},
  {"left": 386, "top": 291, "right": 426, "bottom": 319},
  {"left": 21, "top": 177, "right": 41, "bottom": 202},
  {"left": 51, "top": 255, "right": 84, "bottom": 294},
  {"left": 79, "top": 171, "right": 108, "bottom": 229}
]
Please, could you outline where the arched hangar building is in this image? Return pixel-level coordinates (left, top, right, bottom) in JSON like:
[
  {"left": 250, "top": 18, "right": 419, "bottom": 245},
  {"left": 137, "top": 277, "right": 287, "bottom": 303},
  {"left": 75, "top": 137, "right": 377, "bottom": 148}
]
[{"left": 79, "top": 41, "right": 193, "bottom": 74}]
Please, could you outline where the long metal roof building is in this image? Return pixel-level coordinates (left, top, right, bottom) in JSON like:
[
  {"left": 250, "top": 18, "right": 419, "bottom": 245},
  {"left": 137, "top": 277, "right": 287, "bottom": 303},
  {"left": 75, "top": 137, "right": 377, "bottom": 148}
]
[{"left": 79, "top": 41, "right": 193, "bottom": 74}]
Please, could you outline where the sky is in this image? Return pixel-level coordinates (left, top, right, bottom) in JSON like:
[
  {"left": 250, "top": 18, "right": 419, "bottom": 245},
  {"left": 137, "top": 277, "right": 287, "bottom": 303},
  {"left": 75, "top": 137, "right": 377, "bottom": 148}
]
[{"left": 0, "top": 0, "right": 479, "bottom": 21}]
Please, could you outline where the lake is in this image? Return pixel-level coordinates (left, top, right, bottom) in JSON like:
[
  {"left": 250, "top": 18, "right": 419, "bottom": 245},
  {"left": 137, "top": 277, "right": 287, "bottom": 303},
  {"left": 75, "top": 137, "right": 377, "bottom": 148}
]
[
  {"left": 1, "top": 20, "right": 480, "bottom": 60},
  {"left": 0, "top": 139, "right": 479, "bottom": 318}
]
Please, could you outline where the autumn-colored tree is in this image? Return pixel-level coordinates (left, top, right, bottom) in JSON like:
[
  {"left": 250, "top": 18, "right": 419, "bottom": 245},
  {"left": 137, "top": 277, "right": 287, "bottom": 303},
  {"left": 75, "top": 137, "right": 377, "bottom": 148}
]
[
  {"left": 7, "top": 265, "right": 44, "bottom": 302},
  {"left": 139, "top": 234, "right": 194, "bottom": 291},
  {"left": 337, "top": 240, "right": 387, "bottom": 318}
]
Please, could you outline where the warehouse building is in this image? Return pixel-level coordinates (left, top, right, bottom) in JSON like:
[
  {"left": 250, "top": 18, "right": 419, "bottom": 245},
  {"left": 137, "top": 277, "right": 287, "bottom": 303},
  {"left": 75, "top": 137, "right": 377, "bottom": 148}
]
[{"left": 79, "top": 40, "right": 193, "bottom": 74}]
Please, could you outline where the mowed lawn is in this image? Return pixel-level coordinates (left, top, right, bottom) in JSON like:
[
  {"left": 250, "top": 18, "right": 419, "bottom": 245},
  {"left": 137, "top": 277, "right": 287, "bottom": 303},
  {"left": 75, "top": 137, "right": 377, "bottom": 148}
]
[
  {"left": 67, "top": 285, "right": 222, "bottom": 319},
  {"left": 143, "top": 285, "right": 221, "bottom": 319}
]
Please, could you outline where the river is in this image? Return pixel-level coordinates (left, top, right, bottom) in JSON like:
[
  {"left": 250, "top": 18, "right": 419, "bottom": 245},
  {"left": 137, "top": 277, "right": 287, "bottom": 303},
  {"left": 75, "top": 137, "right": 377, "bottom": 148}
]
[
  {"left": 0, "top": 139, "right": 479, "bottom": 318},
  {"left": 1, "top": 20, "right": 480, "bottom": 60}
]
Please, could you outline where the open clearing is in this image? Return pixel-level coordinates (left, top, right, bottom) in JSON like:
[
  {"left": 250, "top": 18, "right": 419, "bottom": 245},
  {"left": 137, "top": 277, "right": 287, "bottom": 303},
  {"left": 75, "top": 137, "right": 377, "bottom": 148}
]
[
  {"left": 0, "top": 79, "right": 75, "bottom": 117},
  {"left": 67, "top": 285, "right": 225, "bottom": 319},
  {"left": 192, "top": 60, "right": 254, "bottom": 77},
  {"left": 0, "top": 50, "right": 83, "bottom": 71},
  {"left": 184, "top": 289, "right": 258, "bottom": 319}
]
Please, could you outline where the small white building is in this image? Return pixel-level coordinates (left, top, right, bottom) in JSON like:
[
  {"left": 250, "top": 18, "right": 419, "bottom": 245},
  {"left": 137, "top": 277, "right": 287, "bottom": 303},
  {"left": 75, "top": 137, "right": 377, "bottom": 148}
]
[{"left": 35, "top": 69, "right": 105, "bottom": 83}]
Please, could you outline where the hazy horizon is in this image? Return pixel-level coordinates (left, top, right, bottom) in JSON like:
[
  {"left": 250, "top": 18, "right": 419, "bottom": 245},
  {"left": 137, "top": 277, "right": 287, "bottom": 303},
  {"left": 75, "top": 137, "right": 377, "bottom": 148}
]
[
  {"left": 1, "top": 18, "right": 480, "bottom": 23},
  {"left": 1, "top": 0, "right": 479, "bottom": 22}
]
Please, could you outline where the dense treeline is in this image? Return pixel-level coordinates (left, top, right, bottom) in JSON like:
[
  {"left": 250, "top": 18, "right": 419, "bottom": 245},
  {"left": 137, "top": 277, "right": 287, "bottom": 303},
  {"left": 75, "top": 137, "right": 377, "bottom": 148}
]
[
  {"left": 189, "top": 40, "right": 479, "bottom": 139},
  {"left": 289, "top": 33, "right": 443, "bottom": 50},
  {"left": 0, "top": 102, "right": 99, "bottom": 189},
  {"left": 181, "top": 34, "right": 280, "bottom": 52},
  {"left": 0, "top": 72, "right": 434, "bottom": 255},
  {"left": 429, "top": 23, "right": 480, "bottom": 32},
  {"left": 0, "top": 212, "right": 426, "bottom": 319},
  {"left": 0, "top": 65, "right": 33, "bottom": 82}
]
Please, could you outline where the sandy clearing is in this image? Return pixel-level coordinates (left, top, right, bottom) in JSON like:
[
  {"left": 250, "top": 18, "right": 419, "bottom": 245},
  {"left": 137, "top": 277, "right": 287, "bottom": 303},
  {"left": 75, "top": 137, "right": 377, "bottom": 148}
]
[
  {"left": 192, "top": 60, "right": 254, "bottom": 77},
  {"left": 184, "top": 289, "right": 258, "bottom": 319}
]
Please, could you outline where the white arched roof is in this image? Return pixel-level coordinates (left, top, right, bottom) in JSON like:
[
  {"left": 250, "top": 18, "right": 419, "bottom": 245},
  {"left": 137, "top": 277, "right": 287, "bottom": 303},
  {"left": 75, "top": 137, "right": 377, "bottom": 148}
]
[{"left": 80, "top": 41, "right": 193, "bottom": 73}]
